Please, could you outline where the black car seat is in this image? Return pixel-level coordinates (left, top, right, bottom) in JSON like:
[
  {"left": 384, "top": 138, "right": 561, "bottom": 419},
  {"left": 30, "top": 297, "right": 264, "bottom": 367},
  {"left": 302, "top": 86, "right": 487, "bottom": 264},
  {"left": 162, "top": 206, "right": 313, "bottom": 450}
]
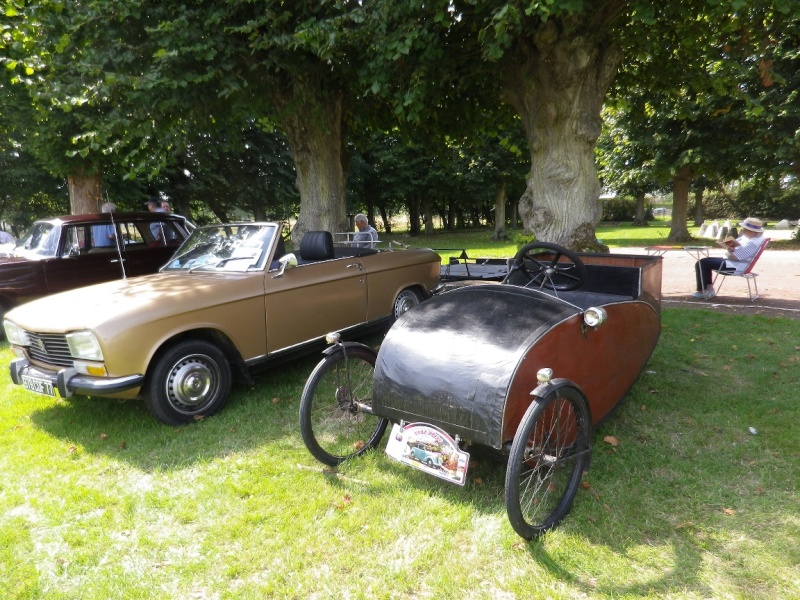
[{"left": 299, "top": 231, "right": 335, "bottom": 262}]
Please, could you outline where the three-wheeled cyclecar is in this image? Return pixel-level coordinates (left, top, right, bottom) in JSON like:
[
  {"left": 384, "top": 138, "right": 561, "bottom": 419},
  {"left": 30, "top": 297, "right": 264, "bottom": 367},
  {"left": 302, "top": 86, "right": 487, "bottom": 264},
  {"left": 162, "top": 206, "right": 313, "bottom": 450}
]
[{"left": 299, "top": 243, "right": 663, "bottom": 539}]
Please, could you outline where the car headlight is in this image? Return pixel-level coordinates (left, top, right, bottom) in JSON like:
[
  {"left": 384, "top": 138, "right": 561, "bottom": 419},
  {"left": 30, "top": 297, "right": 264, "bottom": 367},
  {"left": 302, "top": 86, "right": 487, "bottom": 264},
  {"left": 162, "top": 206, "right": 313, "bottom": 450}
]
[
  {"left": 4, "top": 321, "right": 30, "bottom": 346},
  {"left": 583, "top": 306, "right": 607, "bottom": 328},
  {"left": 66, "top": 331, "right": 104, "bottom": 361}
]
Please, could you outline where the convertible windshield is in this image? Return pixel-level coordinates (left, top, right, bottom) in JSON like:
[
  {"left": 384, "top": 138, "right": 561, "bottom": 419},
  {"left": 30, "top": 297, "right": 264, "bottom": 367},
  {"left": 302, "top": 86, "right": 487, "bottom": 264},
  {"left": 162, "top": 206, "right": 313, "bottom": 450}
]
[{"left": 163, "top": 223, "right": 278, "bottom": 272}]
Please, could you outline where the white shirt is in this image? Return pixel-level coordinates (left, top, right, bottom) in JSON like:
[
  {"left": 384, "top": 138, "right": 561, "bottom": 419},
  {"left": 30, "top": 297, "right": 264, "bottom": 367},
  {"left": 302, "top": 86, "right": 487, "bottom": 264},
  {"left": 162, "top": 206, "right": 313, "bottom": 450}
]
[
  {"left": 724, "top": 233, "right": 764, "bottom": 274},
  {"left": 352, "top": 226, "right": 378, "bottom": 248}
]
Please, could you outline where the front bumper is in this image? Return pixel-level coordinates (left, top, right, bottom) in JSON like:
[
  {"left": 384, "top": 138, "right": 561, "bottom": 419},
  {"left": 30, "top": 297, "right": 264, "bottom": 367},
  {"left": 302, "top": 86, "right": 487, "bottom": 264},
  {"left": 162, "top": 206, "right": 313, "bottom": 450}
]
[{"left": 9, "top": 358, "right": 145, "bottom": 398}]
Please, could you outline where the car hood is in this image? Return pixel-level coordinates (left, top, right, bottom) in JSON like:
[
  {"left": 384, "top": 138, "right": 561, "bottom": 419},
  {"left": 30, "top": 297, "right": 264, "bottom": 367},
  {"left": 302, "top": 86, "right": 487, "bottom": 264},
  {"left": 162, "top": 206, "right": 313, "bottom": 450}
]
[{"left": 6, "top": 271, "right": 263, "bottom": 335}]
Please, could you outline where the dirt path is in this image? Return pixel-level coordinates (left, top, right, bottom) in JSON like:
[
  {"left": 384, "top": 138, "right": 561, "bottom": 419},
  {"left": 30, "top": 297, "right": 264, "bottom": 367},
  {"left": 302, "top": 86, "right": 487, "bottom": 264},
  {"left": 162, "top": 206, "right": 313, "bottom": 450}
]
[{"left": 612, "top": 245, "right": 800, "bottom": 319}]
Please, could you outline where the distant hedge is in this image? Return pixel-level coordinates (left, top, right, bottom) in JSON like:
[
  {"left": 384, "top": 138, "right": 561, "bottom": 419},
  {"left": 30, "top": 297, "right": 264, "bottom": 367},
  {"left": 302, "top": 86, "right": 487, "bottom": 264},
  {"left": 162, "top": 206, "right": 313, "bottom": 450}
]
[
  {"left": 703, "top": 182, "right": 800, "bottom": 220},
  {"left": 601, "top": 196, "right": 654, "bottom": 221}
]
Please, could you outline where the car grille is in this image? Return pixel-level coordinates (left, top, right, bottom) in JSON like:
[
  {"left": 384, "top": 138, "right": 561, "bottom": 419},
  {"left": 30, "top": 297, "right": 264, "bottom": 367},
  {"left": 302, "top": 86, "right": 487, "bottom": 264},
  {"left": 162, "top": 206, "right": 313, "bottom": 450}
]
[{"left": 26, "top": 332, "right": 74, "bottom": 368}]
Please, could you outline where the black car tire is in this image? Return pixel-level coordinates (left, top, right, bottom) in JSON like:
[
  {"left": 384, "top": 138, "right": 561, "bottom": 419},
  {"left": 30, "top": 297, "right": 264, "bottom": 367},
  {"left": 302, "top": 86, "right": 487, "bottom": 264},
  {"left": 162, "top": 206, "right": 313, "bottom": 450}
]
[
  {"left": 144, "top": 340, "right": 232, "bottom": 425},
  {"left": 299, "top": 345, "right": 388, "bottom": 466},
  {"left": 504, "top": 382, "right": 592, "bottom": 539}
]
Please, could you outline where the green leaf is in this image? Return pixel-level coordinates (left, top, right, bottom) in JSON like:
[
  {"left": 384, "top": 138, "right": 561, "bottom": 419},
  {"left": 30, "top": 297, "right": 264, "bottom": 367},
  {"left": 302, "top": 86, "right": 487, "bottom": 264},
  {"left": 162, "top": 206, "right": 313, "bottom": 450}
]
[{"left": 55, "top": 34, "right": 71, "bottom": 54}]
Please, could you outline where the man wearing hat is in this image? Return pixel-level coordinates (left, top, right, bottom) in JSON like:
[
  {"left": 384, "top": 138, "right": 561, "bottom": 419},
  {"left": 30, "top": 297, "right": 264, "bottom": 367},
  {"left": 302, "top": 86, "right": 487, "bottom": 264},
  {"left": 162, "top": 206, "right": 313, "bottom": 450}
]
[{"left": 692, "top": 217, "right": 765, "bottom": 299}]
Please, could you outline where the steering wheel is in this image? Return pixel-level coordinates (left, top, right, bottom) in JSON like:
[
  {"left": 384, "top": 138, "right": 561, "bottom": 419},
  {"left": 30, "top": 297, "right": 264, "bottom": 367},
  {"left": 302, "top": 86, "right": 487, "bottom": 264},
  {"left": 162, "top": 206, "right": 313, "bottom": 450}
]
[{"left": 505, "top": 241, "right": 587, "bottom": 291}]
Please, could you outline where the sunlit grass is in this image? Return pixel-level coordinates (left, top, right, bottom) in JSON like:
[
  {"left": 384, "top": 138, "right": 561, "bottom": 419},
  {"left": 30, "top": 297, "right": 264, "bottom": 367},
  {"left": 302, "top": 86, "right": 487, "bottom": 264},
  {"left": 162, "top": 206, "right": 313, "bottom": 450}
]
[
  {"left": 382, "top": 219, "right": 799, "bottom": 257},
  {"left": 2, "top": 307, "right": 799, "bottom": 598}
]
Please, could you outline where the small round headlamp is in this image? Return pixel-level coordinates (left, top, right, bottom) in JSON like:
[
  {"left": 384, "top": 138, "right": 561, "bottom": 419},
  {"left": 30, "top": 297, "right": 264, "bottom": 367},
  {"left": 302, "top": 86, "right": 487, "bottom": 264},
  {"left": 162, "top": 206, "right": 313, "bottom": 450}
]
[{"left": 583, "top": 307, "right": 607, "bottom": 328}]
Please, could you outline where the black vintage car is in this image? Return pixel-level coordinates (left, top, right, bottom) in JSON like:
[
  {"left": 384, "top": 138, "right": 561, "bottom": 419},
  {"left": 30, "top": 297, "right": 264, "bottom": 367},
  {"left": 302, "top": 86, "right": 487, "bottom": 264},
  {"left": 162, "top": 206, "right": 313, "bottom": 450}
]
[
  {"left": 299, "top": 242, "right": 663, "bottom": 540},
  {"left": 0, "top": 212, "right": 190, "bottom": 322}
]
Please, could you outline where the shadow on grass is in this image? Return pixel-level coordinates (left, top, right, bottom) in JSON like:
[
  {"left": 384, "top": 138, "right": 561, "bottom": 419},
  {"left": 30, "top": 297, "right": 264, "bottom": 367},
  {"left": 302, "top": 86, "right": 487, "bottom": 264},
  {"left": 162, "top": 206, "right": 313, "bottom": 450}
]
[
  {"left": 27, "top": 350, "right": 331, "bottom": 471},
  {"left": 27, "top": 329, "right": 392, "bottom": 471}
]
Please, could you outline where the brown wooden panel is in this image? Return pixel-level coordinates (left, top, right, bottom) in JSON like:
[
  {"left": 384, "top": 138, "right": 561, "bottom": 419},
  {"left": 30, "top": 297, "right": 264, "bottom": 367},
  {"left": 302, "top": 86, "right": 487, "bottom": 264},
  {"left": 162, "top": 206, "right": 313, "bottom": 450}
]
[{"left": 501, "top": 301, "right": 660, "bottom": 444}]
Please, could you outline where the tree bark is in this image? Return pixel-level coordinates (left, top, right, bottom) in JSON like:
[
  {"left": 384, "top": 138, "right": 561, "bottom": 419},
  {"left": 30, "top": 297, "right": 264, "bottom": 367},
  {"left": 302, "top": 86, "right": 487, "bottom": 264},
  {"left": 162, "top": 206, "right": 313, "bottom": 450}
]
[
  {"left": 693, "top": 188, "right": 704, "bottom": 226},
  {"left": 67, "top": 167, "right": 103, "bottom": 214},
  {"left": 447, "top": 199, "right": 456, "bottom": 231},
  {"left": 501, "top": 16, "right": 623, "bottom": 252},
  {"left": 272, "top": 71, "right": 347, "bottom": 248},
  {"left": 633, "top": 190, "right": 648, "bottom": 226},
  {"left": 668, "top": 164, "right": 694, "bottom": 242},
  {"left": 509, "top": 199, "right": 518, "bottom": 230},
  {"left": 408, "top": 196, "right": 421, "bottom": 236},
  {"left": 492, "top": 181, "right": 508, "bottom": 241},
  {"left": 252, "top": 201, "right": 267, "bottom": 221},
  {"left": 377, "top": 204, "right": 390, "bottom": 234},
  {"left": 423, "top": 198, "right": 434, "bottom": 235}
]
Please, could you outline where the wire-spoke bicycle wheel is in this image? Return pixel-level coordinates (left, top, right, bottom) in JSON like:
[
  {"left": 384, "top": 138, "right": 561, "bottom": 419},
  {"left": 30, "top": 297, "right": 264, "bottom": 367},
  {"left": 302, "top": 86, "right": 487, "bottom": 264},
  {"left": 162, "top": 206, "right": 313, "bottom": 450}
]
[
  {"left": 299, "top": 345, "right": 388, "bottom": 466},
  {"left": 505, "top": 382, "right": 592, "bottom": 539}
]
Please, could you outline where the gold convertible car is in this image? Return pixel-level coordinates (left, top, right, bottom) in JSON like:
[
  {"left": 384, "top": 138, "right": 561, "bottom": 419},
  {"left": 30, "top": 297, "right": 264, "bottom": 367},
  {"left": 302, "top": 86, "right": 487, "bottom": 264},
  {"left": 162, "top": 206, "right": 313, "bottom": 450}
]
[{"left": 4, "top": 223, "right": 441, "bottom": 424}]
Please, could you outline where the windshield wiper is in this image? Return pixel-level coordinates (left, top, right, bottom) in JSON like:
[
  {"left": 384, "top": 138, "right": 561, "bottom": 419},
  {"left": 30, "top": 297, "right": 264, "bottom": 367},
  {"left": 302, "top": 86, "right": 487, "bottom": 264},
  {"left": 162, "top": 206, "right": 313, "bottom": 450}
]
[
  {"left": 187, "top": 255, "right": 258, "bottom": 273},
  {"left": 215, "top": 255, "right": 258, "bottom": 266}
]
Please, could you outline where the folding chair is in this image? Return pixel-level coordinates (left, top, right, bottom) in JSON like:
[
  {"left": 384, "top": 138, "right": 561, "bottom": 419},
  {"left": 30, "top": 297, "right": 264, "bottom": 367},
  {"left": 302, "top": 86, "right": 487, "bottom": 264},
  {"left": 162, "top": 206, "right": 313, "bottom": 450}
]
[{"left": 712, "top": 238, "right": 770, "bottom": 302}]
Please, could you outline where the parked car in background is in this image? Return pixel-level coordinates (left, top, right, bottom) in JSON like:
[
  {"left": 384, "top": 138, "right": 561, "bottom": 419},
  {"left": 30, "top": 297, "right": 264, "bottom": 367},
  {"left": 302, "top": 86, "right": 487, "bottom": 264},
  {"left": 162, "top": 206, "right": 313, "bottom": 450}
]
[
  {"left": 4, "top": 223, "right": 441, "bottom": 425},
  {"left": 0, "top": 212, "right": 190, "bottom": 322}
]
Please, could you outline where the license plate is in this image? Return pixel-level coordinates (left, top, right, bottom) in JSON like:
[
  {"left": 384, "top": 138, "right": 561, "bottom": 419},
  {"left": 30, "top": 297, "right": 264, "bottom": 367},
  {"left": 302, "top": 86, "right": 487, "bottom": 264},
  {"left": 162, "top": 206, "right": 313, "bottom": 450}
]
[
  {"left": 385, "top": 422, "right": 470, "bottom": 486},
  {"left": 21, "top": 374, "right": 57, "bottom": 398}
]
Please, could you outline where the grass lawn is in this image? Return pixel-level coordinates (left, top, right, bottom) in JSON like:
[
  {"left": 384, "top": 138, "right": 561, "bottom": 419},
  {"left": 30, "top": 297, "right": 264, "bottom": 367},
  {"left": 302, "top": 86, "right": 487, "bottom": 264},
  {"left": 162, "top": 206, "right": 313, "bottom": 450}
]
[
  {"left": 2, "top": 309, "right": 799, "bottom": 599},
  {"left": 2, "top": 225, "right": 799, "bottom": 598},
  {"left": 381, "top": 220, "right": 800, "bottom": 261}
]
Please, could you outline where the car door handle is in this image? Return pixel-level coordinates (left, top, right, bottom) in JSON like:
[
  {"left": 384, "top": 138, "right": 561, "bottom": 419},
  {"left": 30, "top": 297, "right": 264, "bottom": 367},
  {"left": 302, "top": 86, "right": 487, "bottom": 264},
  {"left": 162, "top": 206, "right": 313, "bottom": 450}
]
[
  {"left": 346, "top": 263, "right": 364, "bottom": 271},
  {"left": 109, "top": 258, "right": 126, "bottom": 263}
]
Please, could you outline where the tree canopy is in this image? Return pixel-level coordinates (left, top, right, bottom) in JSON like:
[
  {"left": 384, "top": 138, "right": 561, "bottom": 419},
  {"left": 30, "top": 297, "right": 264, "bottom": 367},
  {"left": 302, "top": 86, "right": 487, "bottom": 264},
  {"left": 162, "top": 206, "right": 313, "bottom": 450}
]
[{"left": 2, "top": 0, "right": 799, "bottom": 246}]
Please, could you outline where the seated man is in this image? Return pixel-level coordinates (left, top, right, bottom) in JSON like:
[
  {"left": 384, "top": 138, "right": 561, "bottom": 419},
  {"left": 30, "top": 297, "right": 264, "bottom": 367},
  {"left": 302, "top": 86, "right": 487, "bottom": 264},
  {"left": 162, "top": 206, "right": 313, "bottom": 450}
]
[
  {"left": 692, "top": 217, "right": 764, "bottom": 299},
  {"left": 351, "top": 213, "right": 378, "bottom": 248}
]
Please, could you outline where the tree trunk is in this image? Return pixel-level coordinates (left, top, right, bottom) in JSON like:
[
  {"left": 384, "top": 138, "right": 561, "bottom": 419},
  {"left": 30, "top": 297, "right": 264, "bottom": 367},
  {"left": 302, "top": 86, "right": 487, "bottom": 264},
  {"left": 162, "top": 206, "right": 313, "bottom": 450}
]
[
  {"left": 509, "top": 199, "right": 518, "bottom": 230},
  {"left": 366, "top": 203, "right": 376, "bottom": 230},
  {"left": 377, "top": 203, "right": 391, "bottom": 234},
  {"left": 455, "top": 208, "right": 465, "bottom": 229},
  {"left": 501, "top": 16, "right": 623, "bottom": 252},
  {"left": 492, "top": 181, "right": 508, "bottom": 241},
  {"left": 693, "top": 188, "right": 704, "bottom": 226},
  {"left": 434, "top": 202, "right": 447, "bottom": 230},
  {"left": 273, "top": 72, "right": 347, "bottom": 248},
  {"left": 67, "top": 167, "right": 103, "bottom": 214},
  {"left": 409, "top": 196, "right": 421, "bottom": 236},
  {"left": 423, "top": 198, "right": 434, "bottom": 235},
  {"left": 633, "top": 190, "right": 648, "bottom": 226},
  {"left": 252, "top": 201, "right": 267, "bottom": 221},
  {"left": 667, "top": 164, "right": 694, "bottom": 242},
  {"left": 447, "top": 199, "right": 456, "bottom": 231}
]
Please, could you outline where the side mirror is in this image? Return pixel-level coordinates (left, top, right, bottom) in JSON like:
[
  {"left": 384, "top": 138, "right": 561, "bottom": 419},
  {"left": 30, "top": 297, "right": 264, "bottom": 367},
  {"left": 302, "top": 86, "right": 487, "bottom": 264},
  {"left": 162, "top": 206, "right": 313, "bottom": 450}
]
[{"left": 272, "top": 253, "right": 298, "bottom": 278}]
